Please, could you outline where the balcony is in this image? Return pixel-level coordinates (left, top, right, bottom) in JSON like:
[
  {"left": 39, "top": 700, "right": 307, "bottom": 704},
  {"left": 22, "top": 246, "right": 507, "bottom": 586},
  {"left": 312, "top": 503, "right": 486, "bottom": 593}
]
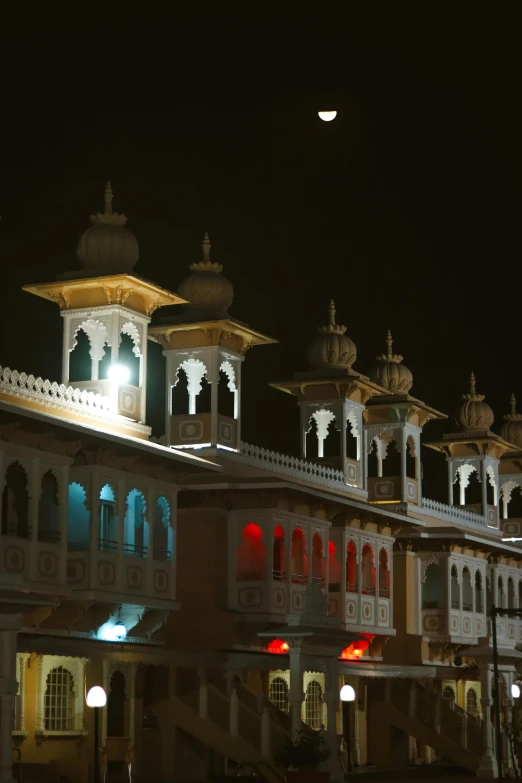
[
  {"left": 368, "top": 476, "right": 419, "bottom": 505},
  {"left": 171, "top": 412, "right": 238, "bottom": 450}
]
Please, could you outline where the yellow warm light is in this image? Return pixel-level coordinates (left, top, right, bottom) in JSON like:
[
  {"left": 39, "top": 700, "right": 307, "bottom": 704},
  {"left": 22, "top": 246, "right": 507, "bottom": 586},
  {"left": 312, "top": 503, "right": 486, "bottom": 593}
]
[{"left": 318, "top": 111, "right": 337, "bottom": 122}]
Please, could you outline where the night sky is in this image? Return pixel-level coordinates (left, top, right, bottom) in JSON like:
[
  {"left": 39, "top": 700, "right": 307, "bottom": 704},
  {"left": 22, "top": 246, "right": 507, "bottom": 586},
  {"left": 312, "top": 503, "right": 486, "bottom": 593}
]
[{"left": 1, "top": 55, "right": 520, "bottom": 501}]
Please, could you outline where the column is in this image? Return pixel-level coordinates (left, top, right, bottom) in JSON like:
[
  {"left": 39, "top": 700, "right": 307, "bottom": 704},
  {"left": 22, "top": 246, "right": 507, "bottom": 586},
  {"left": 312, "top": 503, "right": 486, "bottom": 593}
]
[
  {"left": 209, "top": 349, "right": 219, "bottom": 447},
  {"left": 29, "top": 458, "right": 40, "bottom": 582},
  {"left": 477, "top": 665, "right": 496, "bottom": 778},
  {"left": 481, "top": 461, "right": 489, "bottom": 517},
  {"left": 0, "top": 617, "right": 20, "bottom": 783},
  {"left": 89, "top": 473, "right": 101, "bottom": 584},
  {"left": 400, "top": 429, "right": 408, "bottom": 502},
  {"left": 448, "top": 460, "right": 454, "bottom": 506},
  {"left": 138, "top": 321, "right": 148, "bottom": 424},
  {"left": 61, "top": 314, "right": 71, "bottom": 385},
  {"left": 288, "top": 642, "right": 304, "bottom": 735}
]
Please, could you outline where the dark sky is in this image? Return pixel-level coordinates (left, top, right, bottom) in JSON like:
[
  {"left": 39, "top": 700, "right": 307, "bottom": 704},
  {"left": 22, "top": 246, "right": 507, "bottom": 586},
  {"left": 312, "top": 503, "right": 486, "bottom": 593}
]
[{"left": 0, "top": 53, "right": 520, "bottom": 499}]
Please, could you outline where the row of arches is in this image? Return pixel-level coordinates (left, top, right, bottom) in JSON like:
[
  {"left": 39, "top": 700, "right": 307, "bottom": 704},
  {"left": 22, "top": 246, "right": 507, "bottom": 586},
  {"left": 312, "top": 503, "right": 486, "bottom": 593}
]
[
  {"left": 452, "top": 464, "right": 497, "bottom": 507},
  {"left": 68, "top": 483, "right": 173, "bottom": 561},
  {"left": 423, "top": 563, "right": 522, "bottom": 615},
  {"left": 171, "top": 359, "right": 238, "bottom": 419},
  {"left": 442, "top": 685, "right": 479, "bottom": 717},
  {"left": 304, "top": 411, "right": 359, "bottom": 461},
  {"left": 367, "top": 435, "right": 417, "bottom": 480},
  {"left": 236, "top": 525, "right": 391, "bottom": 598},
  {"left": 422, "top": 564, "right": 485, "bottom": 611},
  {"left": 268, "top": 677, "right": 325, "bottom": 730},
  {"left": 1, "top": 462, "right": 61, "bottom": 542},
  {"left": 69, "top": 324, "right": 141, "bottom": 386},
  {"left": 329, "top": 540, "right": 390, "bottom": 598},
  {"left": 236, "top": 524, "right": 325, "bottom": 585}
]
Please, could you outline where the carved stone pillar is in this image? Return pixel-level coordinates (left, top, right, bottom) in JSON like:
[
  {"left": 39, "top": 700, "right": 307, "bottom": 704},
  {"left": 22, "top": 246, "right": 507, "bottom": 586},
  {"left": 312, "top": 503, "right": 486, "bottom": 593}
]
[
  {"left": 288, "top": 641, "right": 304, "bottom": 736},
  {"left": 477, "top": 665, "right": 496, "bottom": 778},
  {"left": 0, "top": 616, "right": 20, "bottom": 783}
]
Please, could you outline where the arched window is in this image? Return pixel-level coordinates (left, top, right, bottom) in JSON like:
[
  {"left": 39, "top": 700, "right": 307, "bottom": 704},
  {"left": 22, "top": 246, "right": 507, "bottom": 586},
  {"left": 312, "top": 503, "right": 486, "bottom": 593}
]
[
  {"left": 311, "top": 533, "right": 324, "bottom": 586},
  {"left": 475, "top": 572, "right": 483, "bottom": 613},
  {"left": 346, "top": 541, "right": 357, "bottom": 593},
  {"left": 236, "top": 523, "right": 266, "bottom": 581},
  {"left": 383, "top": 440, "right": 401, "bottom": 477},
  {"left": 273, "top": 525, "right": 285, "bottom": 580},
  {"left": 508, "top": 577, "right": 516, "bottom": 615},
  {"left": 379, "top": 548, "right": 390, "bottom": 598},
  {"left": 99, "top": 484, "right": 116, "bottom": 552},
  {"left": 107, "top": 670, "right": 126, "bottom": 737},
  {"left": 422, "top": 564, "right": 444, "bottom": 609},
  {"left": 124, "top": 489, "right": 148, "bottom": 558},
  {"left": 291, "top": 528, "right": 308, "bottom": 584},
  {"left": 498, "top": 576, "right": 505, "bottom": 609},
  {"left": 443, "top": 685, "right": 455, "bottom": 704},
  {"left": 450, "top": 565, "right": 460, "bottom": 609},
  {"left": 328, "top": 541, "right": 340, "bottom": 590},
  {"left": 67, "top": 482, "right": 89, "bottom": 551},
  {"left": 44, "top": 667, "right": 74, "bottom": 731},
  {"left": 218, "top": 368, "right": 235, "bottom": 418},
  {"left": 2, "top": 462, "right": 29, "bottom": 538},
  {"left": 154, "top": 497, "right": 172, "bottom": 562},
  {"left": 462, "top": 567, "right": 473, "bottom": 611},
  {"left": 118, "top": 332, "right": 140, "bottom": 387},
  {"left": 406, "top": 436, "right": 416, "bottom": 479},
  {"left": 69, "top": 328, "right": 91, "bottom": 383},
  {"left": 361, "top": 544, "right": 375, "bottom": 596},
  {"left": 269, "top": 677, "right": 289, "bottom": 713},
  {"left": 38, "top": 471, "right": 60, "bottom": 543},
  {"left": 466, "top": 689, "right": 478, "bottom": 717},
  {"left": 304, "top": 681, "right": 323, "bottom": 729}
]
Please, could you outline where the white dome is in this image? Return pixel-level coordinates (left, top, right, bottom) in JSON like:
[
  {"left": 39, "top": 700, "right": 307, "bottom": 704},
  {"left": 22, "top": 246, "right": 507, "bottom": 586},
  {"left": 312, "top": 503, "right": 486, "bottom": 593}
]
[
  {"left": 178, "top": 233, "right": 234, "bottom": 313},
  {"left": 369, "top": 330, "right": 413, "bottom": 393},
  {"left": 456, "top": 373, "right": 494, "bottom": 431},
  {"left": 306, "top": 301, "right": 357, "bottom": 370}
]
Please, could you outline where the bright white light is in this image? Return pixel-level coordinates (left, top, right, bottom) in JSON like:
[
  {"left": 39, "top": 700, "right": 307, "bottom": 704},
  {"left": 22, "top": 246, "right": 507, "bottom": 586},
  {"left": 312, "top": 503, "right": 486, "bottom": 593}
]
[
  {"left": 340, "top": 684, "right": 356, "bottom": 702},
  {"left": 108, "top": 364, "right": 130, "bottom": 385},
  {"left": 512, "top": 683, "right": 521, "bottom": 699},
  {"left": 318, "top": 111, "right": 337, "bottom": 122},
  {"left": 86, "top": 686, "right": 107, "bottom": 708},
  {"left": 113, "top": 622, "right": 127, "bottom": 639}
]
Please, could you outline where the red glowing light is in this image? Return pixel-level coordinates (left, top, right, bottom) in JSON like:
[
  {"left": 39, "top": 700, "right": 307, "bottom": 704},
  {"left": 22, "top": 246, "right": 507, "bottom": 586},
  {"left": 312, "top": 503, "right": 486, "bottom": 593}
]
[
  {"left": 267, "top": 638, "right": 290, "bottom": 654},
  {"left": 339, "top": 634, "right": 374, "bottom": 661}
]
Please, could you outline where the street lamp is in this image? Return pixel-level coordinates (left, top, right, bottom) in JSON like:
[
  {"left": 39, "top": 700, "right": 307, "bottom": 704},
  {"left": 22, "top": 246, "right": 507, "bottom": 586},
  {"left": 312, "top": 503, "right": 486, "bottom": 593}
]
[
  {"left": 108, "top": 364, "right": 130, "bottom": 384},
  {"left": 511, "top": 683, "right": 521, "bottom": 700},
  {"left": 340, "top": 684, "right": 356, "bottom": 772},
  {"left": 86, "top": 686, "right": 107, "bottom": 783}
]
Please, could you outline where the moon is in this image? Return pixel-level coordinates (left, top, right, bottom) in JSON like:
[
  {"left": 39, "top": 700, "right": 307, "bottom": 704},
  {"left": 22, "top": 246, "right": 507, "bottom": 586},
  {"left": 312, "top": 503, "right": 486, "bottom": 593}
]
[{"left": 318, "top": 111, "right": 337, "bottom": 122}]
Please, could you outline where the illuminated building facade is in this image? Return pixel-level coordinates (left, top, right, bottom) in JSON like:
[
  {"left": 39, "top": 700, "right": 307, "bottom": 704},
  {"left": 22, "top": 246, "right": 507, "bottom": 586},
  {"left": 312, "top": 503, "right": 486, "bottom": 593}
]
[{"left": 1, "top": 185, "right": 522, "bottom": 781}]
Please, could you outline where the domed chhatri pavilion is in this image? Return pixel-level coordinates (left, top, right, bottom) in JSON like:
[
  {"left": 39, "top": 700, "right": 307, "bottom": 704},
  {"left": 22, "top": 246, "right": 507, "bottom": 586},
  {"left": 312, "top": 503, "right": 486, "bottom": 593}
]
[{"left": 1, "top": 185, "right": 522, "bottom": 782}]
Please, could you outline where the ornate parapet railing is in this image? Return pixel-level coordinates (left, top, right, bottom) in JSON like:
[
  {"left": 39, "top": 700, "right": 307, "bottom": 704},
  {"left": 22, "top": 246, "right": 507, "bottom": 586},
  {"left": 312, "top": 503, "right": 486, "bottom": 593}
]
[
  {"left": 0, "top": 365, "right": 111, "bottom": 412},
  {"left": 237, "top": 442, "right": 367, "bottom": 497},
  {"left": 0, "top": 365, "right": 149, "bottom": 438},
  {"left": 420, "top": 497, "right": 491, "bottom": 531}
]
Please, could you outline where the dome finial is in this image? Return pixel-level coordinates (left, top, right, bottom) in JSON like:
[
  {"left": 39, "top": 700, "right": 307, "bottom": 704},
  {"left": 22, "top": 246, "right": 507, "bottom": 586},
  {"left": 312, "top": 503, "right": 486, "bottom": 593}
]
[
  {"left": 386, "top": 329, "right": 393, "bottom": 360},
  {"left": 202, "top": 232, "right": 211, "bottom": 263},
  {"left": 469, "top": 371, "right": 476, "bottom": 397},
  {"left": 104, "top": 182, "right": 113, "bottom": 215},
  {"left": 511, "top": 393, "right": 517, "bottom": 416},
  {"left": 329, "top": 300, "right": 336, "bottom": 327}
]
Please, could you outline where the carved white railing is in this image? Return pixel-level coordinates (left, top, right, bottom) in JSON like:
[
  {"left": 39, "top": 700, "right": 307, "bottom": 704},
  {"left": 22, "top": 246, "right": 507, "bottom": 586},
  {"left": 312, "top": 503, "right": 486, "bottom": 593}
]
[
  {"left": 0, "top": 365, "right": 112, "bottom": 414},
  {"left": 420, "top": 497, "right": 489, "bottom": 529},
  {"left": 236, "top": 442, "right": 367, "bottom": 496}
]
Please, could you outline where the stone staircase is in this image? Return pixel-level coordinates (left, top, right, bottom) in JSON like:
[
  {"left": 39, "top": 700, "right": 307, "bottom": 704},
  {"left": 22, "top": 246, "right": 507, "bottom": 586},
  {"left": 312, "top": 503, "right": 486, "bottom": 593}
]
[
  {"left": 156, "top": 667, "right": 296, "bottom": 783},
  {"left": 368, "top": 679, "right": 484, "bottom": 772}
]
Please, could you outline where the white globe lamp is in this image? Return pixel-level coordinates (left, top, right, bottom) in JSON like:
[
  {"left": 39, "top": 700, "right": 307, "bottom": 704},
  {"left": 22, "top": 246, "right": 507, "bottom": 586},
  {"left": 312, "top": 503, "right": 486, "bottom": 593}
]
[{"left": 318, "top": 111, "right": 337, "bottom": 122}]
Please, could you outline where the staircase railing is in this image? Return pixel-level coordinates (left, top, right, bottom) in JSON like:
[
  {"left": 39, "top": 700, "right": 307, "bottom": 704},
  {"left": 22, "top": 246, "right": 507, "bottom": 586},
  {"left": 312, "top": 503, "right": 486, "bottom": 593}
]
[{"left": 388, "top": 679, "right": 483, "bottom": 757}]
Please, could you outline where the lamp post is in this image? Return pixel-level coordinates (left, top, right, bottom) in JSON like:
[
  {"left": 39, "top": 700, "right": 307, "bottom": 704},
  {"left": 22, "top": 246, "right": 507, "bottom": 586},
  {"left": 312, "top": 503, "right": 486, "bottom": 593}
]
[
  {"left": 340, "top": 684, "right": 356, "bottom": 773},
  {"left": 86, "top": 685, "right": 107, "bottom": 783}
]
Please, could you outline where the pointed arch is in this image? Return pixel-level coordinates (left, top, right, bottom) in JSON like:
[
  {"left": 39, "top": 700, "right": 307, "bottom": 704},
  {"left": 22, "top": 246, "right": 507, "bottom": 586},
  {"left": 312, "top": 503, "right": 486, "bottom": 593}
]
[
  {"left": 2, "top": 461, "right": 29, "bottom": 538},
  {"left": 124, "top": 488, "right": 148, "bottom": 558},
  {"left": 236, "top": 522, "right": 266, "bottom": 581},
  {"left": 154, "top": 496, "right": 173, "bottom": 562},
  {"left": 450, "top": 565, "right": 460, "bottom": 609},
  {"left": 311, "top": 533, "right": 325, "bottom": 586},
  {"left": 291, "top": 528, "right": 308, "bottom": 584},
  {"left": 346, "top": 540, "right": 357, "bottom": 593},
  {"left": 328, "top": 541, "right": 340, "bottom": 590},
  {"left": 38, "top": 470, "right": 60, "bottom": 543},
  {"left": 361, "top": 543, "right": 375, "bottom": 595},
  {"left": 379, "top": 548, "right": 390, "bottom": 598},
  {"left": 475, "top": 571, "right": 483, "bottom": 613},
  {"left": 273, "top": 524, "right": 285, "bottom": 581},
  {"left": 99, "top": 483, "right": 117, "bottom": 552}
]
